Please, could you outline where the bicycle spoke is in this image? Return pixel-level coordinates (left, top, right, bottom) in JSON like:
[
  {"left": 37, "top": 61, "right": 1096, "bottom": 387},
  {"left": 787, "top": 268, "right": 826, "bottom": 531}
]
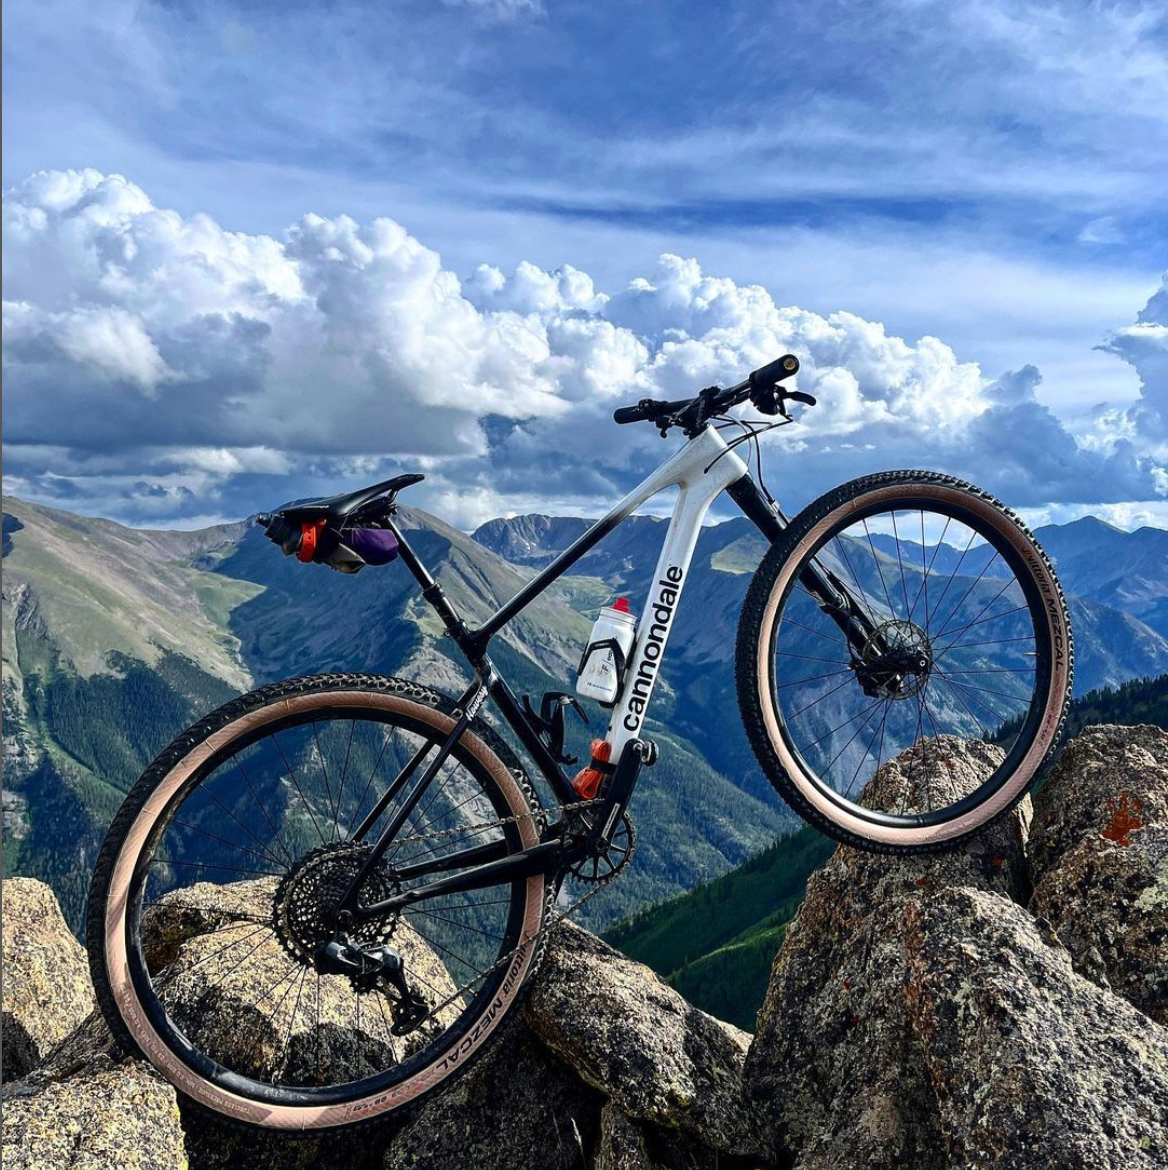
[
  {"left": 235, "top": 760, "right": 295, "bottom": 866},
  {"left": 272, "top": 731, "right": 329, "bottom": 847},
  {"left": 931, "top": 551, "right": 1002, "bottom": 642},
  {"left": 171, "top": 818, "right": 287, "bottom": 871},
  {"left": 775, "top": 649, "right": 851, "bottom": 665},
  {"left": 889, "top": 510, "right": 913, "bottom": 620},
  {"left": 846, "top": 702, "right": 891, "bottom": 799},
  {"left": 787, "top": 674, "right": 861, "bottom": 722},
  {"left": 768, "top": 493, "right": 1054, "bottom": 829},
  {"left": 311, "top": 722, "right": 340, "bottom": 839},
  {"left": 402, "top": 906, "right": 506, "bottom": 943},
  {"left": 934, "top": 575, "right": 1015, "bottom": 648},
  {"left": 860, "top": 518, "right": 898, "bottom": 619},
  {"left": 332, "top": 720, "right": 357, "bottom": 843},
  {"left": 194, "top": 782, "right": 288, "bottom": 870},
  {"left": 777, "top": 666, "right": 856, "bottom": 690},
  {"left": 152, "top": 857, "right": 284, "bottom": 877},
  {"left": 347, "top": 726, "right": 394, "bottom": 841}
]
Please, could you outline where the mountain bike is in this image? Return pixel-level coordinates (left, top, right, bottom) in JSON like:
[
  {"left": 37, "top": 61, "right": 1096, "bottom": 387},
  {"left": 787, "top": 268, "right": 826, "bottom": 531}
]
[{"left": 88, "top": 353, "right": 1073, "bottom": 1130}]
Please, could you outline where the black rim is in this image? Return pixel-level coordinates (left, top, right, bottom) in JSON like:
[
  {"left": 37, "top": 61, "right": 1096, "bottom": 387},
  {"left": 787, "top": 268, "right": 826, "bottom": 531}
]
[
  {"left": 123, "top": 699, "right": 534, "bottom": 1107},
  {"left": 767, "top": 495, "right": 1053, "bottom": 829}
]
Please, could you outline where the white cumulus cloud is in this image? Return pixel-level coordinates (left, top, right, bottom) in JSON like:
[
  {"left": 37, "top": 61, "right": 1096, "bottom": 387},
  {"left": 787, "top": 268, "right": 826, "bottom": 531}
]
[{"left": 2, "top": 168, "right": 1165, "bottom": 527}]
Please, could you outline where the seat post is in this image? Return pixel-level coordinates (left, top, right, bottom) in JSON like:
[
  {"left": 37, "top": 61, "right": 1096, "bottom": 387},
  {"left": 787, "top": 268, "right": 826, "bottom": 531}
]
[{"left": 383, "top": 515, "right": 475, "bottom": 652}]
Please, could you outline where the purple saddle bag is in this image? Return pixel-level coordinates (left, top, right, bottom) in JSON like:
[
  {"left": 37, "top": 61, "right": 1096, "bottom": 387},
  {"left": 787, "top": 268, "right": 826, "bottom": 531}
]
[{"left": 345, "top": 527, "right": 400, "bottom": 566}]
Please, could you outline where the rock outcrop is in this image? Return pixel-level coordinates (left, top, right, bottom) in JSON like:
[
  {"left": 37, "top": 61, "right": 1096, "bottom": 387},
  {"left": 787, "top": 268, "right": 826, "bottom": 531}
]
[
  {"left": 1, "top": 883, "right": 187, "bottom": 1169},
  {"left": 1, "top": 878, "right": 95, "bottom": 1082},
  {"left": 3, "top": 724, "right": 1166, "bottom": 1170},
  {"left": 747, "top": 725, "right": 1168, "bottom": 1170},
  {"left": 1029, "top": 724, "right": 1168, "bottom": 1023},
  {"left": 2, "top": 1057, "right": 188, "bottom": 1170},
  {"left": 377, "top": 922, "right": 761, "bottom": 1170}
]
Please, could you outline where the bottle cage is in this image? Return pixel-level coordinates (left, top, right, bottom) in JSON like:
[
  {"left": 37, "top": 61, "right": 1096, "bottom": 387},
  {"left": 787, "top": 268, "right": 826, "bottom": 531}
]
[{"left": 576, "top": 638, "right": 629, "bottom": 707}]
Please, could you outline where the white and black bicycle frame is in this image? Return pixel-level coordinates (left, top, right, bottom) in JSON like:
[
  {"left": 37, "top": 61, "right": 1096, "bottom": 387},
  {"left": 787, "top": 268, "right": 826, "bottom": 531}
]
[{"left": 337, "top": 425, "right": 879, "bottom": 921}]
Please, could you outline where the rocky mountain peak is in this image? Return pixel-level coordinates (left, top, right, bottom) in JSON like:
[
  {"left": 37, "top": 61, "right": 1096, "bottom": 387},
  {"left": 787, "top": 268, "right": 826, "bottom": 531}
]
[{"left": 4, "top": 723, "right": 1166, "bottom": 1168}]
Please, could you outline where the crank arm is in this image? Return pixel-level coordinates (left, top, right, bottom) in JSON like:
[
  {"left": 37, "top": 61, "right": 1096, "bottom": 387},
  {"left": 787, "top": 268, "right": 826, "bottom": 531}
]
[{"left": 583, "top": 738, "right": 646, "bottom": 853}]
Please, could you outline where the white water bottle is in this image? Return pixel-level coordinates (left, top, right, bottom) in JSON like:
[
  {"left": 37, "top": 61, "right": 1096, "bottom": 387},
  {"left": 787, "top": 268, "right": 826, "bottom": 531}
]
[{"left": 576, "top": 598, "right": 637, "bottom": 705}]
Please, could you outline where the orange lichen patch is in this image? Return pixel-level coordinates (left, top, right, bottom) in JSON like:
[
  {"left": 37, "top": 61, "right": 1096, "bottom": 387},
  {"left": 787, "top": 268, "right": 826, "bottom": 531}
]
[{"left": 1100, "top": 792, "right": 1144, "bottom": 847}]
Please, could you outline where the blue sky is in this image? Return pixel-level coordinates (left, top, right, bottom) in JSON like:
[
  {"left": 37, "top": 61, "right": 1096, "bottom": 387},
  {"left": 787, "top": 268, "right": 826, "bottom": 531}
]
[{"left": 3, "top": 0, "right": 1166, "bottom": 529}]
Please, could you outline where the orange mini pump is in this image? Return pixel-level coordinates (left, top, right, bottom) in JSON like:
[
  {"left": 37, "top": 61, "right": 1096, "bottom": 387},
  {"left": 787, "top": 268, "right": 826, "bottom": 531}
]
[{"left": 571, "top": 739, "right": 614, "bottom": 800}]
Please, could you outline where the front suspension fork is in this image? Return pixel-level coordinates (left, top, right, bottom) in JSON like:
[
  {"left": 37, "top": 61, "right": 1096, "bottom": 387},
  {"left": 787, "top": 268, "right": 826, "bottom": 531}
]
[{"left": 726, "top": 476, "right": 883, "bottom": 658}]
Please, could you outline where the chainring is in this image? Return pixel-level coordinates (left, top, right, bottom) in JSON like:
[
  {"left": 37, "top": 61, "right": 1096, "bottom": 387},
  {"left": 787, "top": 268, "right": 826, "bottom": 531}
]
[
  {"left": 564, "top": 812, "right": 637, "bottom": 885},
  {"left": 273, "top": 842, "right": 401, "bottom": 966}
]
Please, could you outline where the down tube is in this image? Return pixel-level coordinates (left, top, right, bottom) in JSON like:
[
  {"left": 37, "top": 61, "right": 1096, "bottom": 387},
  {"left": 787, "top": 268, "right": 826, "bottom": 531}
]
[{"left": 606, "top": 458, "right": 748, "bottom": 759}]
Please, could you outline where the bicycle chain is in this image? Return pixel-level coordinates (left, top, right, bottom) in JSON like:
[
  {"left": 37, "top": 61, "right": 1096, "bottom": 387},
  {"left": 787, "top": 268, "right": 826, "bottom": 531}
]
[{"left": 384, "top": 797, "right": 634, "bottom": 1024}]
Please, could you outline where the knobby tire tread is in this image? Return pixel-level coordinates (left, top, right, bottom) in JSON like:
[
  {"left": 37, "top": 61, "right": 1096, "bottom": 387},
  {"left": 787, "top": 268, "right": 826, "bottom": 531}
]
[
  {"left": 734, "top": 470, "right": 1074, "bottom": 855},
  {"left": 85, "top": 672, "right": 552, "bottom": 1135}
]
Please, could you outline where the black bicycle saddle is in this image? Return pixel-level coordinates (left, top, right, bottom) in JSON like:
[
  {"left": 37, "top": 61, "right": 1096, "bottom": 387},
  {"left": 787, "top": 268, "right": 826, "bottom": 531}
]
[{"left": 265, "top": 473, "right": 425, "bottom": 526}]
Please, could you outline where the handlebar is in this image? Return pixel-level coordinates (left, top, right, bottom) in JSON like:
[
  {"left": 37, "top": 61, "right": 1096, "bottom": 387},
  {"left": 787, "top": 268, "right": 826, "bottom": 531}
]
[
  {"left": 613, "top": 397, "right": 694, "bottom": 426},
  {"left": 749, "top": 354, "right": 800, "bottom": 390},
  {"left": 612, "top": 354, "right": 804, "bottom": 433}
]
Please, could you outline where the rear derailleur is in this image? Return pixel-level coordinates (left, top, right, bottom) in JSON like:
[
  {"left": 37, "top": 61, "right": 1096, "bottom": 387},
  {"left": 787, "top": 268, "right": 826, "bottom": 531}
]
[{"left": 317, "top": 935, "right": 429, "bottom": 1035}]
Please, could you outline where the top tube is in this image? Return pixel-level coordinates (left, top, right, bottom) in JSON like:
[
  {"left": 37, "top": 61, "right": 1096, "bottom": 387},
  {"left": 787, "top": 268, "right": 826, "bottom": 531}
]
[{"left": 475, "top": 427, "right": 749, "bottom": 644}]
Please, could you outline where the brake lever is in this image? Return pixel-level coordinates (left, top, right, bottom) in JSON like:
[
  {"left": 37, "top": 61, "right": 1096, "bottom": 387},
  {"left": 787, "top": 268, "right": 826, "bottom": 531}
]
[
  {"left": 784, "top": 390, "right": 818, "bottom": 408},
  {"left": 774, "top": 388, "right": 818, "bottom": 421}
]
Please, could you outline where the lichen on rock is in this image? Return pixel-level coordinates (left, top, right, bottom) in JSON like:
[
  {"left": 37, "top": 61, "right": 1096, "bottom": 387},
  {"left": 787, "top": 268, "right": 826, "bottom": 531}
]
[
  {"left": 4, "top": 723, "right": 1167, "bottom": 1170},
  {"left": 1, "top": 877, "right": 95, "bottom": 1082},
  {"left": 524, "top": 921, "right": 761, "bottom": 1158},
  {"left": 1029, "top": 724, "right": 1168, "bottom": 1023},
  {"left": 904, "top": 884, "right": 1168, "bottom": 1169}
]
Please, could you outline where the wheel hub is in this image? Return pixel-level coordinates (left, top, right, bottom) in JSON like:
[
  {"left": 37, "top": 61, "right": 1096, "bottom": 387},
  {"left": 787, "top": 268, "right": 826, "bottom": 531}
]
[
  {"left": 273, "top": 842, "right": 400, "bottom": 967},
  {"left": 855, "top": 618, "right": 933, "bottom": 700}
]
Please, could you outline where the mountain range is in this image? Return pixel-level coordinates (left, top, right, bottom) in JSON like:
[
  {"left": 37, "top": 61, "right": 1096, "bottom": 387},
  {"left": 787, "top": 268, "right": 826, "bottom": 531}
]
[{"left": 4, "top": 493, "right": 1168, "bottom": 935}]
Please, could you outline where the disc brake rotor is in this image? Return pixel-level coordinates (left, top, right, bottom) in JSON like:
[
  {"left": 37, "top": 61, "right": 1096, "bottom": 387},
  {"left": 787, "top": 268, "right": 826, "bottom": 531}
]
[{"left": 856, "top": 618, "right": 933, "bottom": 700}]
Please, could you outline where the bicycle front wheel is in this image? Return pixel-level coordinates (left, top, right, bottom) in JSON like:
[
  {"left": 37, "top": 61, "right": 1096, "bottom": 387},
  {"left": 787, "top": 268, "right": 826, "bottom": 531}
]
[
  {"left": 736, "top": 471, "right": 1073, "bottom": 852},
  {"left": 87, "top": 673, "right": 549, "bottom": 1130}
]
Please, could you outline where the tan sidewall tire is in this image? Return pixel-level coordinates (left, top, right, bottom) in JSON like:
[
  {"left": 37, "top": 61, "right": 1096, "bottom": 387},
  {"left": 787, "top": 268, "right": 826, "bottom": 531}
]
[
  {"left": 753, "top": 480, "right": 1071, "bottom": 847},
  {"left": 102, "top": 688, "right": 546, "bottom": 1130}
]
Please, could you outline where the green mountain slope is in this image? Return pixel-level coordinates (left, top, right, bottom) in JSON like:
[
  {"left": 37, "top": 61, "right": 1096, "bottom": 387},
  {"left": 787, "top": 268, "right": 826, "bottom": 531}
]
[
  {"left": 1, "top": 497, "right": 256, "bottom": 924},
  {"left": 7, "top": 490, "right": 1168, "bottom": 940},
  {"left": 605, "top": 671, "right": 1168, "bottom": 1031},
  {"left": 1, "top": 497, "right": 789, "bottom": 933}
]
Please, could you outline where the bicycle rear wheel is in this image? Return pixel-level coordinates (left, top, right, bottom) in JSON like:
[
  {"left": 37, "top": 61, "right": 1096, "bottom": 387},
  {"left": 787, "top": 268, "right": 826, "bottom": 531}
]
[
  {"left": 736, "top": 471, "right": 1073, "bottom": 852},
  {"left": 87, "top": 673, "right": 549, "bottom": 1130}
]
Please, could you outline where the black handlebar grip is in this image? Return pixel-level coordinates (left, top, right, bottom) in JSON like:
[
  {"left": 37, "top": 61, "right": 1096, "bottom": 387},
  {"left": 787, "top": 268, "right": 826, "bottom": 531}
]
[
  {"left": 613, "top": 401, "right": 652, "bottom": 425},
  {"left": 749, "top": 354, "right": 800, "bottom": 388}
]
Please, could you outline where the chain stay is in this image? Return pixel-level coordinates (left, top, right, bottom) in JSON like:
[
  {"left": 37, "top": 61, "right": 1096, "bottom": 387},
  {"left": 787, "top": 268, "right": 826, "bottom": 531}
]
[{"left": 384, "top": 797, "right": 630, "bottom": 1024}]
